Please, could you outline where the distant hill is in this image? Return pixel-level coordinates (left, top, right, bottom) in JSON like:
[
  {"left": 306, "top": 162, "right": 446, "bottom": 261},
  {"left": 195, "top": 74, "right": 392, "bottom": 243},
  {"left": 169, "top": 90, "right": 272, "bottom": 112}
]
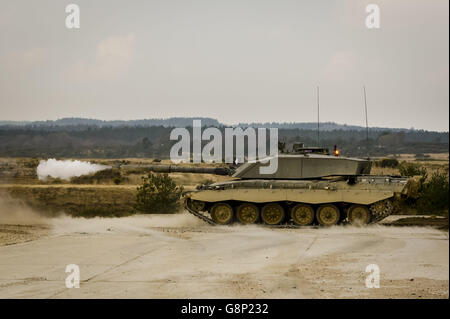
[
  {"left": 235, "top": 121, "right": 414, "bottom": 132},
  {"left": 0, "top": 117, "right": 221, "bottom": 128},
  {"left": 0, "top": 117, "right": 435, "bottom": 133}
]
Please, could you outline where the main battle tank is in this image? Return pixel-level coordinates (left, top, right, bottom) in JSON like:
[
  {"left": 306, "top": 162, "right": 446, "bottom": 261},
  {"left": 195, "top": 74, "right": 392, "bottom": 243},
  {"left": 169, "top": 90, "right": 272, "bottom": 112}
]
[{"left": 123, "top": 145, "right": 413, "bottom": 227}]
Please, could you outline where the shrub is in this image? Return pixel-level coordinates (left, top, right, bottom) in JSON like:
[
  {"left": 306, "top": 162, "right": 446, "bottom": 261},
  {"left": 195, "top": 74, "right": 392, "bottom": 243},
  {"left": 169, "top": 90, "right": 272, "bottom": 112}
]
[
  {"left": 399, "top": 162, "right": 427, "bottom": 178},
  {"left": 202, "top": 179, "right": 215, "bottom": 186},
  {"left": 414, "top": 153, "right": 430, "bottom": 159},
  {"left": 417, "top": 171, "right": 449, "bottom": 215},
  {"left": 379, "top": 158, "right": 399, "bottom": 168},
  {"left": 135, "top": 173, "right": 184, "bottom": 214},
  {"left": 71, "top": 168, "right": 124, "bottom": 184}
]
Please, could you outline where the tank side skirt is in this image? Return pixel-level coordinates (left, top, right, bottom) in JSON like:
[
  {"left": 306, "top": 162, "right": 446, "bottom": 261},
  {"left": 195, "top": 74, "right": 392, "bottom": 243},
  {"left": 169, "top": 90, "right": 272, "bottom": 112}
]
[{"left": 188, "top": 188, "right": 394, "bottom": 205}]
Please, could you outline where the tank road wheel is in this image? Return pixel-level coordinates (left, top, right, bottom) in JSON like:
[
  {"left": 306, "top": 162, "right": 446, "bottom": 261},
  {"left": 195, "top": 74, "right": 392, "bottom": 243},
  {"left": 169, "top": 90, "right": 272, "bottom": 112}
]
[
  {"left": 291, "top": 204, "right": 315, "bottom": 226},
  {"left": 316, "top": 204, "right": 340, "bottom": 226},
  {"left": 187, "top": 199, "right": 205, "bottom": 212},
  {"left": 236, "top": 203, "right": 259, "bottom": 224},
  {"left": 210, "top": 203, "right": 234, "bottom": 225},
  {"left": 261, "top": 203, "right": 285, "bottom": 225},
  {"left": 347, "top": 204, "right": 371, "bottom": 225}
]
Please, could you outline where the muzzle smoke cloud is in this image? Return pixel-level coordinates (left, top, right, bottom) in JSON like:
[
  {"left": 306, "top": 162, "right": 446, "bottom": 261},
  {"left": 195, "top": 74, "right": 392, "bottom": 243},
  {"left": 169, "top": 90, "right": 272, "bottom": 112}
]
[{"left": 37, "top": 159, "right": 111, "bottom": 181}]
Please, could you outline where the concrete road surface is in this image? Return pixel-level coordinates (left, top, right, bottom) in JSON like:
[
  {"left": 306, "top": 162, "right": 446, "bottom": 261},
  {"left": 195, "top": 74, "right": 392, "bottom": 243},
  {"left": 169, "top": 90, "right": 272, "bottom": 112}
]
[{"left": 0, "top": 214, "right": 448, "bottom": 298}]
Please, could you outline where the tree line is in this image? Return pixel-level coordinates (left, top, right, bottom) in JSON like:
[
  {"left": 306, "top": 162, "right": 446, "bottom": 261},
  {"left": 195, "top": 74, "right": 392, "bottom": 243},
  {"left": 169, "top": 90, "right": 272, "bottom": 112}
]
[{"left": 0, "top": 125, "right": 447, "bottom": 158}]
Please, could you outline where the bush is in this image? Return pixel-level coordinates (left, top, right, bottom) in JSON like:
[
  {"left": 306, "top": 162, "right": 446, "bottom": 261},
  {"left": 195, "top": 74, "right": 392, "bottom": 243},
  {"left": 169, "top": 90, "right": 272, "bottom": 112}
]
[
  {"left": 417, "top": 172, "right": 449, "bottom": 215},
  {"left": 379, "top": 158, "right": 399, "bottom": 168},
  {"left": 414, "top": 153, "right": 430, "bottom": 159},
  {"left": 71, "top": 168, "right": 124, "bottom": 184},
  {"left": 135, "top": 173, "right": 184, "bottom": 214},
  {"left": 399, "top": 162, "right": 427, "bottom": 178},
  {"left": 202, "top": 179, "right": 215, "bottom": 186}
]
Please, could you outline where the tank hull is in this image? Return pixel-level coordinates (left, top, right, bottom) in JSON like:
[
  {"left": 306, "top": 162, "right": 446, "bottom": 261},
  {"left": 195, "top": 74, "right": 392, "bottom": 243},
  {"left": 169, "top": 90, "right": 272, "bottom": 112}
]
[
  {"left": 183, "top": 175, "right": 409, "bottom": 226},
  {"left": 185, "top": 176, "right": 407, "bottom": 205}
]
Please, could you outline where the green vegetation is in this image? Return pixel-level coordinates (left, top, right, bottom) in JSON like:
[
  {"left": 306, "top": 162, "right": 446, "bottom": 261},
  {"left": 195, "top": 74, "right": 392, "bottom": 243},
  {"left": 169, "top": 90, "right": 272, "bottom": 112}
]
[
  {"left": 396, "top": 163, "right": 449, "bottom": 217},
  {"left": 417, "top": 171, "right": 449, "bottom": 216},
  {"left": 201, "top": 178, "right": 215, "bottom": 186},
  {"left": 399, "top": 162, "right": 427, "bottom": 178},
  {"left": 377, "top": 158, "right": 399, "bottom": 168},
  {"left": 414, "top": 153, "right": 430, "bottom": 159},
  {"left": 135, "top": 173, "right": 184, "bottom": 214},
  {"left": 70, "top": 168, "right": 125, "bottom": 184}
]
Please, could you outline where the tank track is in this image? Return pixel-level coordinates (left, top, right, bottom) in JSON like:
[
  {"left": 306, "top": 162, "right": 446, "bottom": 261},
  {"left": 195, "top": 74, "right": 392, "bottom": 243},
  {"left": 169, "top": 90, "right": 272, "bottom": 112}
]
[
  {"left": 369, "top": 199, "right": 394, "bottom": 224},
  {"left": 185, "top": 199, "right": 393, "bottom": 228}
]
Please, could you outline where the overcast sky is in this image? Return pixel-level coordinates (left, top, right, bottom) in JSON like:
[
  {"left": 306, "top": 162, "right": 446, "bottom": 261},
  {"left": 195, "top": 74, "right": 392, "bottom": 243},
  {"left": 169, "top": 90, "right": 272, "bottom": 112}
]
[{"left": 0, "top": 0, "right": 448, "bottom": 131}]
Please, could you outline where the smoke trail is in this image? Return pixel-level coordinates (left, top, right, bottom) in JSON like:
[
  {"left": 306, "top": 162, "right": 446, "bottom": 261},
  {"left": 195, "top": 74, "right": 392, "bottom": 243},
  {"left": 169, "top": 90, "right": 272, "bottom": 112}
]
[{"left": 37, "top": 158, "right": 111, "bottom": 181}]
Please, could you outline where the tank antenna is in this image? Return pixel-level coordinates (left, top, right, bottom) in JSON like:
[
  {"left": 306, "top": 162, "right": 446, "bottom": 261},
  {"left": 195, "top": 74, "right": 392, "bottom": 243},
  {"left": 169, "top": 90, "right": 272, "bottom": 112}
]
[
  {"left": 363, "top": 85, "right": 369, "bottom": 157},
  {"left": 317, "top": 86, "right": 320, "bottom": 147}
]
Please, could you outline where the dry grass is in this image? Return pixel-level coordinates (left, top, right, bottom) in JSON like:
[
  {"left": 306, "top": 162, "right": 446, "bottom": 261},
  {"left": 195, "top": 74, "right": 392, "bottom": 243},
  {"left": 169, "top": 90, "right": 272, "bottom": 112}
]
[
  {"left": 0, "top": 185, "right": 137, "bottom": 217},
  {"left": 370, "top": 166, "right": 400, "bottom": 176},
  {"left": 372, "top": 153, "right": 449, "bottom": 179}
]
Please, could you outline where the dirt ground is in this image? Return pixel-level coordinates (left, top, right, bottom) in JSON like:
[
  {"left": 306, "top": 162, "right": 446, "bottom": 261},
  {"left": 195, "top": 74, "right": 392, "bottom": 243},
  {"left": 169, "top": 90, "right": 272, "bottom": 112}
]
[{"left": 0, "top": 213, "right": 448, "bottom": 299}]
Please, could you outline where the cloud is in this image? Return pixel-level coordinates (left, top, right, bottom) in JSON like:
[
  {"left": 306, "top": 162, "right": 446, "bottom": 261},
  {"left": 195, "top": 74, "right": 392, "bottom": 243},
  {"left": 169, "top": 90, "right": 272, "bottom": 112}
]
[
  {"left": 1, "top": 47, "right": 48, "bottom": 71},
  {"left": 67, "top": 33, "right": 136, "bottom": 81}
]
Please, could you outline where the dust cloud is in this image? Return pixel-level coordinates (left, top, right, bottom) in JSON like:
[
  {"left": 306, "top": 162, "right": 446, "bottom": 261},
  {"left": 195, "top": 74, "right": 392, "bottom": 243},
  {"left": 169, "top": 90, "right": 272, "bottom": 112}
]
[
  {"left": 50, "top": 213, "right": 205, "bottom": 235},
  {"left": 0, "top": 193, "right": 205, "bottom": 243},
  {"left": 0, "top": 194, "right": 49, "bottom": 225},
  {"left": 0, "top": 191, "right": 202, "bottom": 234}
]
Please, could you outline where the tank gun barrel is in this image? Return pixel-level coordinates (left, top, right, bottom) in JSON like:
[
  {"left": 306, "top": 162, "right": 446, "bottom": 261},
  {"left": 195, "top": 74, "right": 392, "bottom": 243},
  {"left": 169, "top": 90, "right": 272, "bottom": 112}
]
[{"left": 120, "top": 164, "right": 233, "bottom": 176}]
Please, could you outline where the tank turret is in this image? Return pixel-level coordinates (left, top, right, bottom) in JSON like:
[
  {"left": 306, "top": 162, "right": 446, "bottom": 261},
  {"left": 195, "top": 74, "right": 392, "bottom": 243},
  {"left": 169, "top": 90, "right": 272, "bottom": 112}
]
[
  {"left": 122, "top": 153, "right": 371, "bottom": 180},
  {"left": 231, "top": 154, "right": 371, "bottom": 179}
]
